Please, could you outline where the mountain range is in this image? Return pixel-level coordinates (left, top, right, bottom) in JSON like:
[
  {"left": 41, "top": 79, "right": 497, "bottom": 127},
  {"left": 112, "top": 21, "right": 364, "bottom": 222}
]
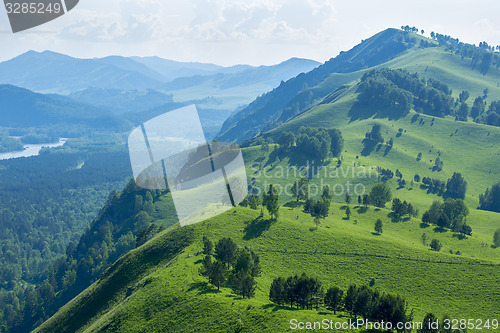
[{"left": 0, "top": 51, "right": 320, "bottom": 96}]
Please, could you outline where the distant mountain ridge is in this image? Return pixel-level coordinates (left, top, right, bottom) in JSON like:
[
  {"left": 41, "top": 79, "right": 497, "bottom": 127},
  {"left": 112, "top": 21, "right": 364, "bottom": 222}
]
[
  {"left": 130, "top": 56, "right": 255, "bottom": 80},
  {"left": 0, "top": 51, "right": 320, "bottom": 95},
  {"left": 0, "top": 51, "right": 165, "bottom": 94},
  {"left": 162, "top": 57, "right": 321, "bottom": 91},
  {"left": 0, "top": 84, "right": 129, "bottom": 130}
]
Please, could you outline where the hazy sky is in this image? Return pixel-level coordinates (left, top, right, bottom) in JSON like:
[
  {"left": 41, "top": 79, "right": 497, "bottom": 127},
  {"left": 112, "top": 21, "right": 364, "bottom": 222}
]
[{"left": 1, "top": 0, "right": 500, "bottom": 66}]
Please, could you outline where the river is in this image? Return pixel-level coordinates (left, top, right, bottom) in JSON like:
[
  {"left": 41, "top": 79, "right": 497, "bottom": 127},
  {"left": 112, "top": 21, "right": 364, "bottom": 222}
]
[{"left": 0, "top": 138, "right": 67, "bottom": 160}]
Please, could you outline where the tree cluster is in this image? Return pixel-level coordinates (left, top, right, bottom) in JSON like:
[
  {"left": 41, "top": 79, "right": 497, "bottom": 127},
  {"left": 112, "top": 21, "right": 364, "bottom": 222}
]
[
  {"left": 358, "top": 68, "right": 455, "bottom": 118},
  {"left": 278, "top": 126, "right": 344, "bottom": 160},
  {"left": 270, "top": 278, "right": 413, "bottom": 328},
  {"left": 365, "top": 124, "right": 384, "bottom": 143},
  {"left": 421, "top": 172, "right": 467, "bottom": 199},
  {"left": 478, "top": 182, "right": 500, "bottom": 213},
  {"left": 200, "top": 237, "right": 260, "bottom": 299},
  {"left": 479, "top": 100, "right": 500, "bottom": 127},
  {"left": 421, "top": 177, "right": 446, "bottom": 196},
  {"left": 269, "top": 274, "right": 323, "bottom": 310},
  {"left": 304, "top": 197, "right": 330, "bottom": 219},
  {"left": 421, "top": 199, "right": 472, "bottom": 236},
  {"left": 391, "top": 198, "right": 418, "bottom": 220},
  {"left": 378, "top": 167, "right": 394, "bottom": 182}
]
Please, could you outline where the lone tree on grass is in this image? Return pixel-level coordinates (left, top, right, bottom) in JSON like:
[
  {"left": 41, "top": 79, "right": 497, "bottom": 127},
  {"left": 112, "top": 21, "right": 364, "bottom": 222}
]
[
  {"left": 430, "top": 239, "right": 442, "bottom": 252},
  {"left": 362, "top": 194, "right": 370, "bottom": 207},
  {"left": 292, "top": 178, "right": 309, "bottom": 202},
  {"left": 314, "top": 216, "right": 321, "bottom": 229},
  {"left": 374, "top": 219, "right": 383, "bottom": 234},
  {"left": 445, "top": 172, "right": 467, "bottom": 199},
  {"left": 345, "top": 192, "right": 351, "bottom": 204},
  {"left": 421, "top": 233, "right": 428, "bottom": 246},
  {"left": 263, "top": 184, "right": 280, "bottom": 220},
  {"left": 345, "top": 206, "right": 351, "bottom": 220}
]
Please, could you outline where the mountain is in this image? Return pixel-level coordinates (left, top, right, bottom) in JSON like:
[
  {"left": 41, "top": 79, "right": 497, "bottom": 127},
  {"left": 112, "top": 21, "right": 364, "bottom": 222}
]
[
  {"left": 96, "top": 56, "right": 170, "bottom": 82},
  {"left": 0, "top": 84, "right": 130, "bottom": 130},
  {"left": 0, "top": 51, "right": 166, "bottom": 94},
  {"left": 217, "top": 28, "right": 500, "bottom": 144},
  {"left": 162, "top": 57, "right": 320, "bottom": 92},
  {"left": 216, "top": 28, "right": 419, "bottom": 143},
  {"left": 0, "top": 51, "right": 319, "bottom": 98},
  {"left": 158, "top": 57, "right": 321, "bottom": 114},
  {"left": 68, "top": 88, "right": 174, "bottom": 114},
  {"left": 131, "top": 56, "right": 254, "bottom": 81}
]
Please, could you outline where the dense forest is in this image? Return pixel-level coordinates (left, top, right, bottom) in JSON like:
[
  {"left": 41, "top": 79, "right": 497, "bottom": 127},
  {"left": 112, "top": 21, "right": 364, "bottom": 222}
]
[
  {"left": 0, "top": 136, "right": 23, "bottom": 153},
  {"left": 0, "top": 175, "right": 179, "bottom": 332},
  {"left": 0, "top": 137, "right": 135, "bottom": 332}
]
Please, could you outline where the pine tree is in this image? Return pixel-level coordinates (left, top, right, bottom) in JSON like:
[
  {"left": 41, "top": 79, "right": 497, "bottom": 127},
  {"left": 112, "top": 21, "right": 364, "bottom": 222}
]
[
  {"left": 208, "top": 261, "right": 226, "bottom": 290},
  {"left": 203, "top": 235, "right": 213, "bottom": 255},
  {"left": 324, "top": 286, "right": 343, "bottom": 314},
  {"left": 263, "top": 184, "right": 280, "bottom": 220},
  {"left": 215, "top": 238, "right": 237, "bottom": 269},
  {"left": 269, "top": 277, "right": 286, "bottom": 305},
  {"left": 375, "top": 219, "right": 383, "bottom": 234},
  {"left": 494, "top": 229, "right": 500, "bottom": 248}
]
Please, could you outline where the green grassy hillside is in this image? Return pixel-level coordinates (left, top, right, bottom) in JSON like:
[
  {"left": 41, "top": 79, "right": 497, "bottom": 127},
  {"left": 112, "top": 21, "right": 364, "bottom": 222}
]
[{"left": 36, "top": 203, "right": 499, "bottom": 333}]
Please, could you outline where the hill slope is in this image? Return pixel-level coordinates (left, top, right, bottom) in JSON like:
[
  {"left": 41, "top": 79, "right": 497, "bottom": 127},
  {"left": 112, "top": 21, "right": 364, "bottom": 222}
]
[
  {"left": 217, "top": 28, "right": 500, "bottom": 144},
  {"left": 36, "top": 203, "right": 499, "bottom": 333}
]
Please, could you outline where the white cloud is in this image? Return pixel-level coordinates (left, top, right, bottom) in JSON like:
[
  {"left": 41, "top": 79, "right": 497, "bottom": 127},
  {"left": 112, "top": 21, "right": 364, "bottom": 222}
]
[{"left": 1, "top": 0, "right": 500, "bottom": 66}]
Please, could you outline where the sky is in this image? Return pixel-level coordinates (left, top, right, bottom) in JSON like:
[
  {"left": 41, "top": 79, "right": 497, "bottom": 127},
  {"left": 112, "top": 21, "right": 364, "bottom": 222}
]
[{"left": 1, "top": 0, "right": 500, "bottom": 66}]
